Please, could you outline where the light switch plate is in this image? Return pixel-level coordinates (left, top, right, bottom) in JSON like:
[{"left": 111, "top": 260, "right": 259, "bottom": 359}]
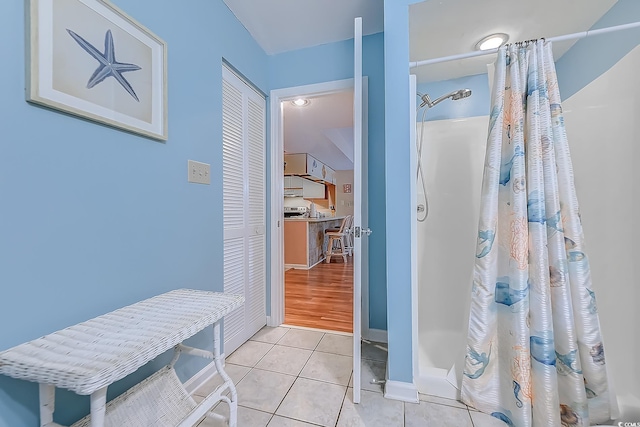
[{"left": 188, "top": 160, "right": 211, "bottom": 184}]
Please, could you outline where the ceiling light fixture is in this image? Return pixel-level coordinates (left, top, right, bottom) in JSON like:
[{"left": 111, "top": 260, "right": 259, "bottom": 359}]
[
  {"left": 291, "top": 98, "right": 310, "bottom": 107},
  {"left": 475, "top": 33, "right": 509, "bottom": 51}
]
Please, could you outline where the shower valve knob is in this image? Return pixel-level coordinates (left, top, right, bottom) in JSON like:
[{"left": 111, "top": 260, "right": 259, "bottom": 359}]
[{"left": 417, "top": 204, "right": 426, "bottom": 212}]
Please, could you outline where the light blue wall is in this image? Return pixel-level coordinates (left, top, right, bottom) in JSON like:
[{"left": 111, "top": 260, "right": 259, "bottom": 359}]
[
  {"left": 416, "top": 73, "right": 490, "bottom": 121},
  {"left": 556, "top": 0, "right": 640, "bottom": 100},
  {"left": 269, "top": 33, "right": 388, "bottom": 330},
  {"left": 0, "top": 0, "right": 268, "bottom": 425},
  {"left": 383, "top": 0, "right": 422, "bottom": 384}
]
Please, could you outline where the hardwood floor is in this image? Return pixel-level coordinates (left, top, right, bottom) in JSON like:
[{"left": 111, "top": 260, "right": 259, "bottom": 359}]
[{"left": 284, "top": 257, "right": 353, "bottom": 333}]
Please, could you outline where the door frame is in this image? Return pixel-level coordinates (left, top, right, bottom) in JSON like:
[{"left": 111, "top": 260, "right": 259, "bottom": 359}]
[{"left": 268, "top": 77, "right": 369, "bottom": 335}]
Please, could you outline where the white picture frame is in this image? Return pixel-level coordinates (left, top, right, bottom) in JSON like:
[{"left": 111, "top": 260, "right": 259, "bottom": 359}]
[{"left": 26, "top": 0, "right": 168, "bottom": 140}]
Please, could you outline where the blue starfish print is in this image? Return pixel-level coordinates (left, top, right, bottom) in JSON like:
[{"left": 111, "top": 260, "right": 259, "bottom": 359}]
[{"left": 67, "top": 29, "right": 141, "bottom": 102}]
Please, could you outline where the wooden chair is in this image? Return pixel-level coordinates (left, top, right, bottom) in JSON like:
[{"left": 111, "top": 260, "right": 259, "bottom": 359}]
[{"left": 325, "top": 215, "right": 351, "bottom": 263}]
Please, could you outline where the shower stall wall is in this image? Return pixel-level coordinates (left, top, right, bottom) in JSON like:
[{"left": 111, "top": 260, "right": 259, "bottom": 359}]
[
  {"left": 561, "top": 46, "right": 640, "bottom": 421},
  {"left": 415, "top": 114, "right": 488, "bottom": 399},
  {"left": 414, "top": 46, "right": 640, "bottom": 422}
]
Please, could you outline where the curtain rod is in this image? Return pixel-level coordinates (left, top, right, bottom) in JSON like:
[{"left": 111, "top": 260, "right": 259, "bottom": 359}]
[{"left": 409, "top": 21, "right": 640, "bottom": 69}]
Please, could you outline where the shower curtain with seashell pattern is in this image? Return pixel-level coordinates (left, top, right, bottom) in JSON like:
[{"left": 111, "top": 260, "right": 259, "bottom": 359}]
[{"left": 461, "top": 40, "right": 613, "bottom": 426}]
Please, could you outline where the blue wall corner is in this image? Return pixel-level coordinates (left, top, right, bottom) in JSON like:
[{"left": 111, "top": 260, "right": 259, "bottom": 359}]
[{"left": 556, "top": 0, "right": 640, "bottom": 100}]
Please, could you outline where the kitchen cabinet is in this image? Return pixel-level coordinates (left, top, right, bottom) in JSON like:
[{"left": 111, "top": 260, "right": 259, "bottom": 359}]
[
  {"left": 284, "top": 176, "right": 325, "bottom": 198},
  {"left": 285, "top": 153, "right": 336, "bottom": 184},
  {"left": 284, "top": 217, "right": 345, "bottom": 269}
]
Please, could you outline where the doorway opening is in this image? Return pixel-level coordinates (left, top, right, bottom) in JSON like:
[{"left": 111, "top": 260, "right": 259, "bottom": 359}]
[
  {"left": 281, "top": 87, "right": 355, "bottom": 333},
  {"left": 269, "top": 78, "right": 368, "bottom": 336}
]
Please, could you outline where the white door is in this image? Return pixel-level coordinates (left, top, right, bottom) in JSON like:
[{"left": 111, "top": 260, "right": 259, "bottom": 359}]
[
  {"left": 352, "top": 16, "right": 370, "bottom": 405},
  {"left": 222, "top": 65, "right": 267, "bottom": 355}
]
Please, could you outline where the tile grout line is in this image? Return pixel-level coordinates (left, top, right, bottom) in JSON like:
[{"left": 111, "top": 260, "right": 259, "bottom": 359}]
[
  {"left": 234, "top": 404, "right": 277, "bottom": 426},
  {"left": 403, "top": 400, "right": 406, "bottom": 427},
  {"left": 236, "top": 327, "right": 327, "bottom": 371},
  {"left": 254, "top": 345, "right": 315, "bottom": 377},
  {"left": 402, "top": 401, "right": 406, "bottom": 427},
  {"left": 418, "top": 396, "right": 472, "bottom": 411},
  {"left": 231, "top": 363, "right": 351, "bottom": 389},
  {"left": 269, "top": 364, "right": 300, "bottom": 423},
  {"left": 274, "top": 414, "right": 326, "bottom": 427},
  {"left": 468, "top": 406, "right": 476, "bottom": 427},
  {"left": 312, "top": 332, "right": 326, "bottom": 351},
  {"left": 333, "top": 371, "right": 353, "bottom": 427},
  {"left": 312, "top": 349, "right": 353, "bottom": 357}
]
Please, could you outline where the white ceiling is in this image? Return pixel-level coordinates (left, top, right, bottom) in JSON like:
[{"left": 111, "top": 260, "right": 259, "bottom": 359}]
[
  {"left": 225, "top": 0, "right": 616, "bottom": 171},
  {"left": 283, "top": 91, "right": 354, "bottom": 171},
  {"left": 410, "top": 0, "right": 617, "bottom": 83},
  {"left": 222, "top": 0, "right": 384, "bottom": 55}
]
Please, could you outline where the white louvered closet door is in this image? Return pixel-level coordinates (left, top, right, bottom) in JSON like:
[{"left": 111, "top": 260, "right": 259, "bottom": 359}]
[{"left": 222, "top": 65, "right": 266, "bottom": 355}]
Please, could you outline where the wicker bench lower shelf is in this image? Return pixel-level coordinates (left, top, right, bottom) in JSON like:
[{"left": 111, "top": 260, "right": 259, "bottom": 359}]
[
  {"left": 72, "top": 366, "right": 197, "bottom": 427},
  {"left": 0, "top": 289, "right": 244, "bottom": 427}
]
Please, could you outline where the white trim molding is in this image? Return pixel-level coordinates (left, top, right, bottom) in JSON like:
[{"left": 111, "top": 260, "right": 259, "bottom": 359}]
[
  {"left": 269, "top": 91, "right": 285, "bottom": 328},
  {"left": 384, "top": 378, "right": 419, "bottom": 403}
]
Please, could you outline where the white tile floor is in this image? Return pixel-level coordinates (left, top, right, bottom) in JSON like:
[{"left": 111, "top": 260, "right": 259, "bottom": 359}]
[{"left": 193, "top": 326, "right": 506, "bottom": 427}]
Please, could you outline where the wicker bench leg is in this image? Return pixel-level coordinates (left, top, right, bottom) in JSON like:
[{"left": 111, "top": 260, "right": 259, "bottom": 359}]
[
  {"left": 89, "top": 387, "right": 107, "bottom": 427},
  {"left": 39, "top": 384, "right": 55, "bottom": 427},
  {"left": 213, "top": 322, "right": 237, "bottom": 427},
  {"left": 228, "top": 399, "right": 237, "bottom": 427}
]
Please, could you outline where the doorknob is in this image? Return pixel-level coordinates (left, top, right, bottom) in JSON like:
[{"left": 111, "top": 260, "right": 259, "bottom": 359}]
[{"left": 354, "top": 227, "right": 372, "bottom": 238}]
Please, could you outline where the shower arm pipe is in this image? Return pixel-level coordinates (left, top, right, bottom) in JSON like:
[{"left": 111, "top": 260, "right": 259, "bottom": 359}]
[{"left": 409, "top": 21, "right": 640, "bottom": 69}]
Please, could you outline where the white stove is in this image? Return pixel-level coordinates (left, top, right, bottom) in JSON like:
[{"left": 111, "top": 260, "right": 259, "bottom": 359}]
[{"left": 284, "top": 206, "right": 308, "bottom": 218}]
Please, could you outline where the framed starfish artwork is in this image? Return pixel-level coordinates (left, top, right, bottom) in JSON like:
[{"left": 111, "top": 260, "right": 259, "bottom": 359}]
[{"left": 26, "top": 0, "right": 168, "bottom": 140}]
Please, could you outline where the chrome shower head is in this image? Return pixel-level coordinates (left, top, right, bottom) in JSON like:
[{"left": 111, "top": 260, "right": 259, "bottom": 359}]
[
  {"left": 418, "top": 88, "right": 472, "bottom": 109},
  {"left": 451, "top": 88, "right": 472, "bottom": 100}
]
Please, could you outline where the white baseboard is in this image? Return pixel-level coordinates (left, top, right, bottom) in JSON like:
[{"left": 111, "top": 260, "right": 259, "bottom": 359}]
[
  {"left": 183, "top": 354, "right": 225, "bottom": 395},
  {"left": 362, "top": 328, "right": 388, "bottom": 343},
  {"left": 284, "top": 258, "right": 326, "bottom": 270},
  {"left": 284, "top": 263, "right": 307, "bottom": 270},
  {"left": 384, "top": 370, "right": 419, "bottom": 403}
]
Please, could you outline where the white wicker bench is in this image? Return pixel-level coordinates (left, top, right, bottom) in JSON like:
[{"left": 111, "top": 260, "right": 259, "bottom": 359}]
[{"left": 0, "top": 289, "right": 244, "bottom": 427}]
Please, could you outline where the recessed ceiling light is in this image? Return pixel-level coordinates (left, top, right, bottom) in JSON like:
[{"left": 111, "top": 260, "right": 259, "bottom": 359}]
[
  {"left": 475, "top": 33, "right": 509, "bottom": 51},
  {"left": 291, "top": 98, "right": 310, "bottom": 107}
]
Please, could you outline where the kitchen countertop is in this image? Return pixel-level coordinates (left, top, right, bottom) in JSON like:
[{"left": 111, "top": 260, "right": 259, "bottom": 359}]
[{"left": 284, "top": 216, "right": 345, "bottom": 223}]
